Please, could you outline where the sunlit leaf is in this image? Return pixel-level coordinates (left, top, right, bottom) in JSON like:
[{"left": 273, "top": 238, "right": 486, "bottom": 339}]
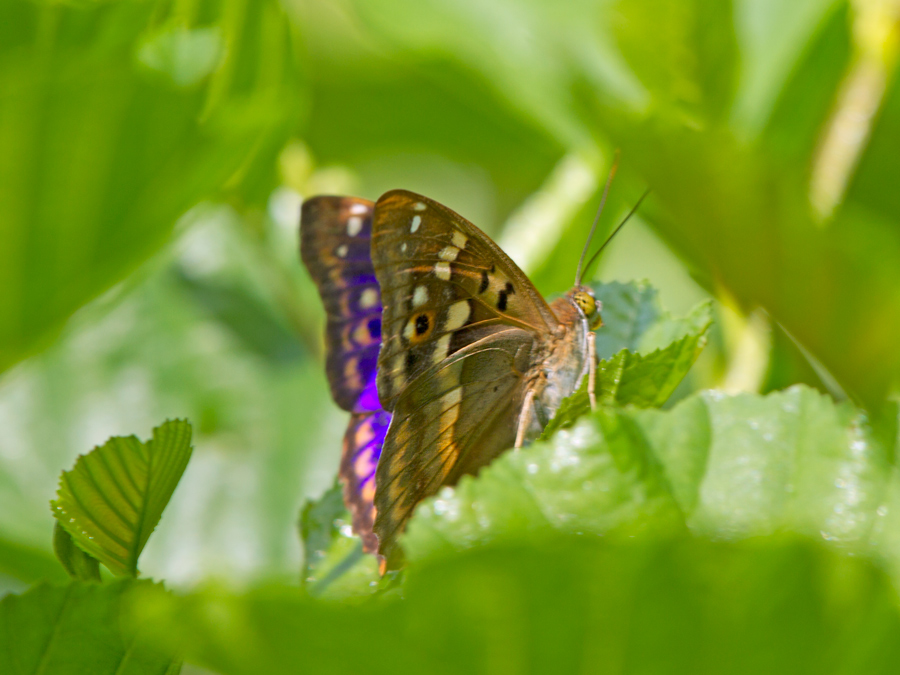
[
  {"left": 51, "top": 420, "right": 193, "bottom": 577},
  {"left": 404, "top": 386, "right": 895, "bottom": 571}
]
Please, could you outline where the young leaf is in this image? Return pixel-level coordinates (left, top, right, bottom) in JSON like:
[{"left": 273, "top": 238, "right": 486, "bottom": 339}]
[
  {"left": 542, "top": 299, "right": 712, "bottom": 437},
  {"left": 53, "top": 522, "right": 100, "bottom": 583},
  {"left": 0, "top": 579, "right": 180, "bottom": 675},
  {"left": 298, "top": 481, "right": 380, "bottom": 599},
  {"left": 590, "top": 280, "right": 703, "bottom": 359},
  {"left": 51, "top": 420, "right": 193, "bottom": 577}
]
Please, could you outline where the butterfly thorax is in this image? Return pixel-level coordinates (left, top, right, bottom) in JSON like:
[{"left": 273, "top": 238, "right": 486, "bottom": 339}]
[{"left": 522, "top": 289, "right": 595, "bottom": 440}]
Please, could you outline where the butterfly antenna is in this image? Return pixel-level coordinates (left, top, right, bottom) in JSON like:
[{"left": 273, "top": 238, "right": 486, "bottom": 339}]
[
  {"left": 580, "top": 188, "right": 651, "bottom": 284},
  {"left": 575, "top": 152, "right": 620, "bottom": 287}
]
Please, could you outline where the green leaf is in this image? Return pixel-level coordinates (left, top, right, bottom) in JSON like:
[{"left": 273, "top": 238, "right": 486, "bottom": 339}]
[
  {"left": 0, "top": 537, "right": 69, "bottom": 586},
  {"left": 0, "top": 579, "right": 180, "bottom": 675},
  {"left": 298, "top": 481, "right": 379, "bottom": 599},
  {"left": 591, "top": 281, "right": 711, "bottom": 357},
  {"left": 53, "top": 522, "right": 100, "bottom": 583},
  {"left": 613, "top": 0, "right": 739, "bottom": 121},
  {"left": 133, "top": 536, "right": 900, "bottom": 675},
  {"left": 541, "top": 297, "right": 712, "bottom": 437},
  {"left": 51, "top": 420, "right": 193, "bottom": 577},
  {"left": 405, "top": 386, "right": 897, "bottom": 573}
]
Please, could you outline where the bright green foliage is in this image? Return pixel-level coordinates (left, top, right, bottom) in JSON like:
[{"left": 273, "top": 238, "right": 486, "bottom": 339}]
[
  {"left": 542, "top": 282, "right": 711, "bottom": 438},
  {"left": 543, "top": 295, "right": 712, "bottom": 438},
  {"left": 404, "top": 386, "right": 896, "bottom": 572},
  {"left": 299, "top": 481, "right": 380, "bottom": 599},
  {"left": 0, "top": 579, "right": 180, "bottom": 675},
  {"left": 0, "top": 0, "right": 301, "bottom": 376},
  {"left": 592, "top": 281, "right": 710, "bottom": 358},
  {"left": 134, "top": 536, "right": 900, "bottom": 675},
  {"left": 51, "top": 420, "right": 193, "bottom": 577}
]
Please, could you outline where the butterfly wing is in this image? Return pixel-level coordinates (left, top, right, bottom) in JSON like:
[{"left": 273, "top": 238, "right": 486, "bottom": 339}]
[
  {"left": 300, "top": 196, "right": 389, "bottom": 553},
  {"left": 370, "top": 190, "right": 560, "bottom": 564},
  {"left": 372, "top": 190, "right": 558, "bottom": 411},
  {"left": 374, "top": 328, "right": 536, "bottom": 565},
  {"left": 300, "top": 196, "right": 382, "bottom": 411}
]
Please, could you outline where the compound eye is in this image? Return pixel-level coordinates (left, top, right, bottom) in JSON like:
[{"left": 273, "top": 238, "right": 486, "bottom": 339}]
[{"left": 574, "top": 291, "right": 596, "bottom": 316}]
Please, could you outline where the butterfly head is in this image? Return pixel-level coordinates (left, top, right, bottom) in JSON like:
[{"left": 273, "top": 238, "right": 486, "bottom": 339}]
[{"left": 572, "top": 286, "right": 603, "bottom": 329}]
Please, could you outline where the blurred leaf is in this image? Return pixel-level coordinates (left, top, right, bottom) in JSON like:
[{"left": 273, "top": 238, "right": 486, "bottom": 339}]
[
  {"left": 0, "top": 0, "right": 302, "bottom": 376},
  {"left": 847, "top": 62, "right": 900, "bottom": 223},
  {"left": 0, "top": 579, "right": 180, "bottom": 675},
  {"left": 0, "top": 537, "right": 68, "bottom": 586},
  {"left": 613, "top": 0, "right": 739, "bottom": 121},
  {"left": 580, "top": 0, "right": 900, "bottom": 407},
  {"left": 51, "top": 420, "right": 193, "bottom": 577},
  {"left": 299, "top": 481, "right": 379, "bottom": 599},
  {"left": 135, "top": 536, "right": 900, "bottom": 675},
  {"left": 53, "top": 522, "right": 100, "bottom": 583},
  {"left": 404, "top": 386, "right": 894, "bottom": 570},
  {"left": 175, "top": 269, "right": 306, "bottom": 365}
]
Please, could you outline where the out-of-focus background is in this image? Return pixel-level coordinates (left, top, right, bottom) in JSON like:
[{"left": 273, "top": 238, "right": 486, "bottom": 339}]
[{"left": 1, "top": 0, "right": 898, "bottom": 590}]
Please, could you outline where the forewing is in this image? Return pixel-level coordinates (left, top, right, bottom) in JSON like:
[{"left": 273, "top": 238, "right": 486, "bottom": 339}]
[
  {"left": 371, "top": 189, "right": 558, "bottom": 412},
  {"left": 373, "top": 329, "right": 536, "bottom": 566},
  {"left": 300, "top": 196, "right": 382, "bottom": 412}
]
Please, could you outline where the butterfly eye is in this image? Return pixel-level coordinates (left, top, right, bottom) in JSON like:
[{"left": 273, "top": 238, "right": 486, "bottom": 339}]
[{"left": 573, "top": 291, "right": 602, "bottom": 328}]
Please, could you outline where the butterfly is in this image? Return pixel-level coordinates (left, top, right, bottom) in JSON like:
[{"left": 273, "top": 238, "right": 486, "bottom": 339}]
[{"left": 300, "top": 188, "right": 623, "bottom": 569}]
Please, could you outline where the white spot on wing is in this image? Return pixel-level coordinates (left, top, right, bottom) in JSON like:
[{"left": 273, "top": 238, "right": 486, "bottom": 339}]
[
  {"left": 349, "top": 203, "right": 369, "bottom": 215},
  {"left": 347, "top": 216, "right": 363, "bottom": 236},
  {"left": 403, "top": 319, "right": 416, "bottom": 340},
  {"left": 434, "top": 261, "right": 451, "bottom": 280},
  {"left": 451, "top": 231, "right": 467, "bottom": 248},
  {"left": 410, "top": 215, "right": 421, "bottom": 233},
  {"left": 336, "top": 244, "right": 349, "bottom": 258},
  {"left": 401, "top": 242, "right": 408, "bottom": 254},
  {"left": 412, "top": 286, "right": 429, "bottom": 308},
  {"left": 413, "top": 202, "right": 427, "bottom": 211},
  {"left": 445, "top": 300, "right": 470, "bottom": 330},
  {"left": 439, "top": 246, "right": 459, "bottom": 262},
  {"left": 359, "top": 288, "right": 378, "bottom": 309}
]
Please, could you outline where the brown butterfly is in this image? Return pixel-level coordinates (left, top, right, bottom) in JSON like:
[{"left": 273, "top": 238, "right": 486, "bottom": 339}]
[{"left": 301, "top": 178, "right": 640, "bottom": 569}]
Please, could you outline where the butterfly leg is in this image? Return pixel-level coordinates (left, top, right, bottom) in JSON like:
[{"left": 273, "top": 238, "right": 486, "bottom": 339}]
[
  {"left": 515, "top": 389, "right": 536, "bottom": 448},
  {"left": 588, "top": 331, "right": 597, "bottom": 411}
]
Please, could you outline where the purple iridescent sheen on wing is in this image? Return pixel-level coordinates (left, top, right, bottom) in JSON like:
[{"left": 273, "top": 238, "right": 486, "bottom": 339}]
[
  {"left": 300, "top": 197, "right": 382, "bottom": 411},
  {"left": 340, "top": 400, "right": 390, "bottom": 553},
  {"left": 300, "top": 196, "right": 392, "bottom": 553}
]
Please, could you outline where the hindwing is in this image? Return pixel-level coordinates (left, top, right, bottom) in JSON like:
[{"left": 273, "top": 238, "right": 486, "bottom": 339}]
[{"left": 369, "top": 190, "right": 558, "bottom": 565}]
